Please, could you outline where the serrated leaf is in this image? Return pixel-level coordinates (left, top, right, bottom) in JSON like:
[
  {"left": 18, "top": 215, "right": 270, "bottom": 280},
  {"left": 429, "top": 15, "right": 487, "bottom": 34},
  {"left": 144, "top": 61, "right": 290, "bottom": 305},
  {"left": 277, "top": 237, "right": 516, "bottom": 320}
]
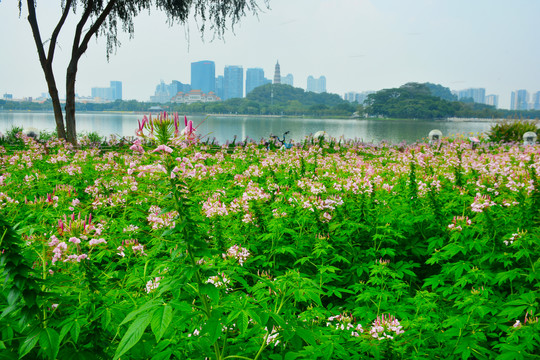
[
  {"left": 7, "top": 288, "right": 20, "bottom": 306},
  {"left": 201, "top": 314, "right": 221, "bottom": 345},
  {"left": 71, "top": 319, "right": 81, "bottom": 344},
  {"left": 39, "top": 328, "right": 60, "bottom": 360},
  {"left": 113, "top": 312, "right": 153, "bottom": 360},
  {"left": 295, "top": 327, "right": 316, "bottom": 346},
  {"left": 59, "top": 321, "right": 74, "bottom": 342},
  {"left": 237, "top": 311, "right": 249, "bottom": 335},
  {"left": 151, "top": 304, "right": 172, "bottom": 343},
  {"left": 18, "top": 329, "right": 40, "bottom": 359},
  {"left": 151, "top": 349, "right": 173, "bottom": 360},
  {"left": 200, "top": 284, "right": 220, "bottom": 304},
  {"left": 498, "top": 305, "right": 527, "bottom": 319},
  {"left": 120, "top": 300, "right": 158, "bottom": 326}
]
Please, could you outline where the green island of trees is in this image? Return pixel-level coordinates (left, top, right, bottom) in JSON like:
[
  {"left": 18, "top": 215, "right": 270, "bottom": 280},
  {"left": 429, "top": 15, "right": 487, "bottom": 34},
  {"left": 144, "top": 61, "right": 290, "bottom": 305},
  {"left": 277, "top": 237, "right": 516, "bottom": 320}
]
[{"left": 2, "top": 82, "right": 539, "bottom": 120}]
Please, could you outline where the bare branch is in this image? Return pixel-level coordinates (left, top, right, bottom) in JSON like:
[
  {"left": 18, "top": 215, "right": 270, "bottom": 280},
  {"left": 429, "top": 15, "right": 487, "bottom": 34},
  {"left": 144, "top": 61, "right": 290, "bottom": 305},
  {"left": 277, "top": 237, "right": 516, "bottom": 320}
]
[
  {"left": 72, "top": 0, "right": 95, "bottom": 58},
  {"left": 47, "top": 0, "right": 73, "bottom": 66},
  {"left": 74, "top": 0, "right": 117, "bottom": 60}
]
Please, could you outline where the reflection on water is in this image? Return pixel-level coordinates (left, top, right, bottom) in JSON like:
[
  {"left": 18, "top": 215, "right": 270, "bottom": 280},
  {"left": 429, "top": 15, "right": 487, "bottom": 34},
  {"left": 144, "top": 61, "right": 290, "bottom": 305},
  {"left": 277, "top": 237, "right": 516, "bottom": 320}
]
[{"left": 0, "top": 112, "right": 496, "bottom": 145}]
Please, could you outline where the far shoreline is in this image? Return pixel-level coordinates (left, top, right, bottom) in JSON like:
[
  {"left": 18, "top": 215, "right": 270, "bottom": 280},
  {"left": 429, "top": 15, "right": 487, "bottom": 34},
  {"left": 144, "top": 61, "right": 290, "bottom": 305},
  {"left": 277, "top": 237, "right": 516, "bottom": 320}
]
[{"left": 0, "top": 109, "right": 523, "bottom": 123}]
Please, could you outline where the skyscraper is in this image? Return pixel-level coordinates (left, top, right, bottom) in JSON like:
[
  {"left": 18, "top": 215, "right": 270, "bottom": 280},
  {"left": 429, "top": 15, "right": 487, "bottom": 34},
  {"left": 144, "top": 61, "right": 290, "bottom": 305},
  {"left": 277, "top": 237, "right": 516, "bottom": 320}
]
[
  {"left": 281, "top": 74, "right": 294, "bottom": 86},
  {"left": 224, "top": 65, "right": 243, "bottom": 100},
  {"left": 532, "top": 91, "right": 540, "bottom": 110},
  {"left": 457, "top": 88, "right": 485, "bottom": 104},
  {"left": 191, "top": 60, "right": 215, "bottom": 94},
  {"left": 273, "top": 61, "right": 281, "bottom": 84},
  {"left": 215, "top": 75, "right": 224, "bottom": 100},
  {"left": 510, "top": 90, "right": 529, "bottom": 110},
  {"left": 91, "top": 81, "right": 122, "bottom": 101},
  {"left": 110, "top": 81, "right": 122, "bottom": 100},
  {"left": 484, "top": 94, "right": 499, "bottom": 108},
  {"left": 246, "top": 68, "right": 267, "bottom": 95},
  {"left": 307, "top": 76, "right": 326, "bottom": 93}
]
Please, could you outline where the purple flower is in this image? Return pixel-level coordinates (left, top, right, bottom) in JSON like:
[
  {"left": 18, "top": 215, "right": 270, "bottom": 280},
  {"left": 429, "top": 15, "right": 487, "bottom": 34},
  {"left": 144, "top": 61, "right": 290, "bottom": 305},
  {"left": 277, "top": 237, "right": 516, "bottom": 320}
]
[{"left": 151, "top": 144, "right": 173, "bottom": 154}]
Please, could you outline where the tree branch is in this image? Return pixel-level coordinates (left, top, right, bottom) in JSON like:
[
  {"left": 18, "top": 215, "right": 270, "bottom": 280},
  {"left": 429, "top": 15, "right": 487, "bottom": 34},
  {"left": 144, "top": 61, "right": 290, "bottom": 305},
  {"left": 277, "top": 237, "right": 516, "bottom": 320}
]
[
  {"left": 72, "top": 0, "right": 95, "bottom": 58},
  {"left": 47, "top": 0, "right": 73, "bottom": 66},
  {"left": 25, "top": 0, "right": 47, "bottom": 66},
  {"left": 73, "top": 0, "right": 118, "bottom": 61}
]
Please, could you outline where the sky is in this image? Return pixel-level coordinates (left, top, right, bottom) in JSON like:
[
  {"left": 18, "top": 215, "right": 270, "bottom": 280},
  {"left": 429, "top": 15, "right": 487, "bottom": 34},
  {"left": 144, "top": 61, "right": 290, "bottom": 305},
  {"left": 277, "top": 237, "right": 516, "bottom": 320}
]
[{"left": 0, "top": 0, "right": 539, "bottom": 109}]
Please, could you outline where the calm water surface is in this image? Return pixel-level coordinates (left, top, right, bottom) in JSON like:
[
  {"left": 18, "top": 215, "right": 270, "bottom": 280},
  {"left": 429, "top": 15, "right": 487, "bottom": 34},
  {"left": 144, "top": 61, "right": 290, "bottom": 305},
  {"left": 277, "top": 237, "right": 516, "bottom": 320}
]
[{"left": 0, "top": 111, "right": 496, "bottom": 144}]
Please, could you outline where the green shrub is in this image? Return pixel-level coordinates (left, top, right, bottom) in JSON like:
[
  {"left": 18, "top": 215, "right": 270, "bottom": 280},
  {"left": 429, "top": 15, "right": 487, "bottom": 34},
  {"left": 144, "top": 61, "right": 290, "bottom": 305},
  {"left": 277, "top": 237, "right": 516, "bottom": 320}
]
[{"left": 488, "top": 118, "right": 538, "bottom": 143}]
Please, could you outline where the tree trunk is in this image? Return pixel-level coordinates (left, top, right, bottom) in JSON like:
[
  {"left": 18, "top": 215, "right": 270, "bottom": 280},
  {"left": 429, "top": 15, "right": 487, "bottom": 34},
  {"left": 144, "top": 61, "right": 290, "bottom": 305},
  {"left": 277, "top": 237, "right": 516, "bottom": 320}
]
[
  {"left": 65, "top": 61, "right": 78, "bottom": 145},
  {"left": 25, "top": 0, "right": 68, "bottom": 140},
  {"left": 44, "top": 67, "right": 67, "bottom": 140}
]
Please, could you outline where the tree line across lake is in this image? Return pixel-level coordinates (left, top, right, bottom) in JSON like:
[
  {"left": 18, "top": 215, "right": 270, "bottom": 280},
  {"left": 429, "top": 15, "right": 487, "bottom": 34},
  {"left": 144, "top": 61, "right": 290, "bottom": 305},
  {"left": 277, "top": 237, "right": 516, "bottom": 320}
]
[{"left": 2, "top": 82, "right": 540, "bottom": 120}]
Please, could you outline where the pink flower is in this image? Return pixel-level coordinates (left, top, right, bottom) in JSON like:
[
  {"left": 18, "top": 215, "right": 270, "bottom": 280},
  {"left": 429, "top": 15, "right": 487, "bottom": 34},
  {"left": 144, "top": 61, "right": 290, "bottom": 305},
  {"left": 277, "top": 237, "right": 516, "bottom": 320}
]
[
  {"left": 151, "top": 144, "right": 173, "bottom": 154},
  {"left": 136, "top": 116, "right": 147, "bottom": 136},
  {"left": 68, "top": 237, "right": 81, "bottom": 244},
  {"left": 130, "top": 139, "right": 145, "bottom": 153}
]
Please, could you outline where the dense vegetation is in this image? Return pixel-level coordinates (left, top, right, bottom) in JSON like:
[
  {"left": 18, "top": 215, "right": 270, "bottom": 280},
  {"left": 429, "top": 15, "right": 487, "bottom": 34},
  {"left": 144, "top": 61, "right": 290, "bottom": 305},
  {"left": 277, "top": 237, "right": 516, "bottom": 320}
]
[
  {"left": 2, "top": 82, "right": 540, "bottom": 119},
  {"left": 364, "top": 83, "right": 540, "bottom": 120},
  {"left": 0, "top": 116, "right": 539, "bottom": 359}
]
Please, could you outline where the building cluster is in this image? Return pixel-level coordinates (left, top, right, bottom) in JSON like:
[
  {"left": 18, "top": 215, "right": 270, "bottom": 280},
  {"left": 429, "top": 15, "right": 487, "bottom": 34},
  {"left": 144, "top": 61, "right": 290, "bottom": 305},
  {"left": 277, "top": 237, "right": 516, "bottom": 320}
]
[
  {"left": 146, "top": 60, "right": 326, "bottom": 104},
  {"left": 91, "top": 81, "right": 122, "bottom": 102},
  {"left": 510, "top": 90, "right": 540, "bottom": 110},
  {"left": 342, "top": 87, "right": 540, "bottom": 111},
  {"left": 343, "top": 91, "right": 375, "bottom": 104},
  {"left": 453, "top": 88, "right": 540, "bottom": 110}
]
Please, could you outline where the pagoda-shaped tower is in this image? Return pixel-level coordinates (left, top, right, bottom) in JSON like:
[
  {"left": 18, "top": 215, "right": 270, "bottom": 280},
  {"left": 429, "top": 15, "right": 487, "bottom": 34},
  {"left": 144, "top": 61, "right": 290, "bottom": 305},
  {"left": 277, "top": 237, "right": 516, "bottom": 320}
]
[{"left": 273, "top": 61, "right": 281, "bottom": 84}]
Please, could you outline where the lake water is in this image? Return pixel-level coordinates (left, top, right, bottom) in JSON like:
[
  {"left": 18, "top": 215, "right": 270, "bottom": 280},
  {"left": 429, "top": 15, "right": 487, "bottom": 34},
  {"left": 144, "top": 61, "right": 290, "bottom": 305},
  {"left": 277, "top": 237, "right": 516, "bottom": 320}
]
[{"left": 0, "top": 111, "right": 497, "bottom": 144}]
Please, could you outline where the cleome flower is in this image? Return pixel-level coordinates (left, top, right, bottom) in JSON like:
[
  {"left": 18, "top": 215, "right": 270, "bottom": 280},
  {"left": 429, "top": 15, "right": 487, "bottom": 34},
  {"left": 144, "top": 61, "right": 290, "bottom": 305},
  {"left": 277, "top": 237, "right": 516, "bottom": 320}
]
[
  {"left": 326, "top": 313, "right": 364, "bottom": 337},
  {"left": 369, "top": 314, "right": 404, "bottom": 340},
  {"left": 223, "top": 244, "right": 251, "bottom": 266}
]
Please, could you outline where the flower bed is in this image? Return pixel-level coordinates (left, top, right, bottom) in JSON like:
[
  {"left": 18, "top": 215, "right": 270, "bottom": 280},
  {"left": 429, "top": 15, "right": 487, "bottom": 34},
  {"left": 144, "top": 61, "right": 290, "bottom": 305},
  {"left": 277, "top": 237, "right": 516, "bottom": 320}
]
[{"left": 1, "top": 115, "right": 539, "bottom": 359}]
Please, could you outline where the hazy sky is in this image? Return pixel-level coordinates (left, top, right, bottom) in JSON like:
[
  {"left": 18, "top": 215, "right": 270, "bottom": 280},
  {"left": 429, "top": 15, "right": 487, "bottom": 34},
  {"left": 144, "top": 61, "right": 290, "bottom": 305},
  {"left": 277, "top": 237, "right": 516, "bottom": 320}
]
[{"left": 1, "top": 0, "right": 539, "bottom": 109}]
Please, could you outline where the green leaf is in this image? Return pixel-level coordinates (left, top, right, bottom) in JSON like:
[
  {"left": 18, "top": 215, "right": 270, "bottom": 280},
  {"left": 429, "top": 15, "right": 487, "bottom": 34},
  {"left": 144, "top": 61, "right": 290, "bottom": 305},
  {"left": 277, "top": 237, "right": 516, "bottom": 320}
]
[
  {"left": 151, "top": 304, "right": 172, "bottom": 343},
  {"left": 200, "top": 284, "right": 220, "bottom": 304},
  {"left": 113, "top": 312, "right": 153, "bottom": 360},
  {"left": 201, "top": 313, "right": 221, "bottom": 345},
  {"left": 71, "top": 319, "right": 81, "bottom": 344},
  {"left": 295, "top": 327, "right": 316, "bottom": 346},
  {"left": 498, "top": 305, "right": 527, "bottom": 319},
  {"left": 18, "top": 329, "right": 40, "bottom": 359},
  {"left": 120, "top": 300, "right": 158, "bottom": 326},
  {"left": 237, "top": 311, "right": 249, "bottom": 336},
  {"left": 7, "top": 288, "right": 20, "bottom": 306},
  {"left": 151, "top": 350, "right": 173, "bottom": 360},
  {"left": 39, "top": 328, "right": 60, "bottom": 360}
]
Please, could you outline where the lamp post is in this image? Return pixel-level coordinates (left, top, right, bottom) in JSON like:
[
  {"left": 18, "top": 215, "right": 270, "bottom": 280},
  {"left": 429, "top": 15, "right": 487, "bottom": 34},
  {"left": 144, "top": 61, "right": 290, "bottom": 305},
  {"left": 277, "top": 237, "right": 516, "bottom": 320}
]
[
  {"left": 523, "top": 131, "right": 537, "bottom": 145},
  {"left": 428, "top": 129, "right": 442, "bottom": 144}
]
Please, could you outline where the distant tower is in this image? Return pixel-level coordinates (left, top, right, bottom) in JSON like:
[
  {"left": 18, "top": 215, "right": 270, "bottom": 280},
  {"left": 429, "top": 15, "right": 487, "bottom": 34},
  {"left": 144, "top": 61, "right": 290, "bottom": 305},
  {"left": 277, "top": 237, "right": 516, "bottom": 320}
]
[{"left": 273, "top": 61, "right": 281, "bottom": 84}]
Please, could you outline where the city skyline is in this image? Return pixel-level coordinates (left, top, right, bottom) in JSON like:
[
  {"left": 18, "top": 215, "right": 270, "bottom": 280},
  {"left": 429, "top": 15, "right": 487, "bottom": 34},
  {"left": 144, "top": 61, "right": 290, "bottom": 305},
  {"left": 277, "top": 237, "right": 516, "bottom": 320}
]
[{"left": 1, "top": 0, "right": 539, "bottom": 109}]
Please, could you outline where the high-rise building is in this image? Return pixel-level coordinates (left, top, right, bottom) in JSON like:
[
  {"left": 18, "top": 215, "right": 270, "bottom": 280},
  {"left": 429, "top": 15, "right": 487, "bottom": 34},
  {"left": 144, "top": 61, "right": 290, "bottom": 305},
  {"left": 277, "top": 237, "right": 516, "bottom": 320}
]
[
  {"left": 281, "top": 74, "right": 293, "bottom": 86},
  {"left": 150, "top": 80, "right": 191, "bottom": 103},
  {"left": 532, "top": 91, "right": 540, "bottom": 110},
  {"left": 91, "top": 81, "right": 122, "bottom": 101},
  {"left": 191, "top": 60, "right": 216, "bottom": 94},
  {"left": 224, "top": 65, "right": 243, "bottom": 100},
  {"left": 457, "top": 88, "right": 485, "bottom": 104},
  {"left": 343, "top": 91, "right": 374, "bottom": 104},
  {"left": 246, "top": 68, "right": 266, "bottom": 95},
  {"left": 215, "top": 76, "right": 224, "bottom": 100},
  {"left": 307, "top": 76, "right": 326, "bottom": 93},
  {"left": 170, "top": 80, "right": 191, "bottom": 95},
  {"left": 484, "top": 94, "right": 499, "bottom": 108},
  {"left": 110, "top": 81, "right": 122, "bottom": 101},
  {"left": 510, "top": 90, "right": 530, "bottom": 110},
  {"left": 273, "top": 61, "right": 281, "bottom": 84}
]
